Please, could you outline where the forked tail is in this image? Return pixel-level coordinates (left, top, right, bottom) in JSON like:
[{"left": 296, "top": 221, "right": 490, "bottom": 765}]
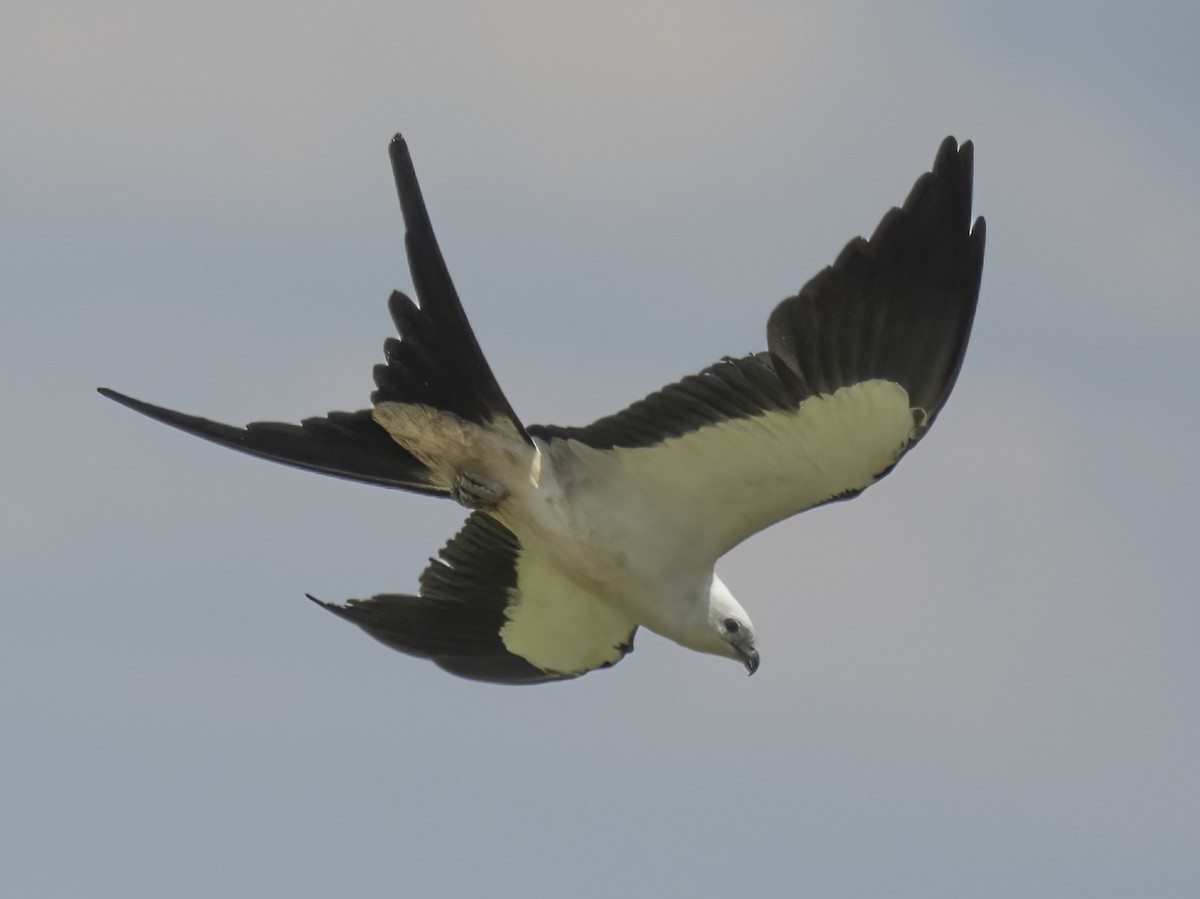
[{"left": 99, "top": 134, "right": 527, "bottom": 495}]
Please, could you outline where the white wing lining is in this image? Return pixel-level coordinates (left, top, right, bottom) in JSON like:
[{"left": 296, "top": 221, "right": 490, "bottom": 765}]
[{"left": 587, "top": 378, "right": 917, "bottom": 564}]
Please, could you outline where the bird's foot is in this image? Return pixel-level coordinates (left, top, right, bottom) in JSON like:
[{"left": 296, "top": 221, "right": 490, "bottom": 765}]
[{"left": 450, "top": 473, "right": 509, "bottom": 510}]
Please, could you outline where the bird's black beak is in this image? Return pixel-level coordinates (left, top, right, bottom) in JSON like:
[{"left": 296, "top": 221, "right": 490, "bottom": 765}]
[{"left": 741, "top": 647, "right": 760, "bottom": 676}]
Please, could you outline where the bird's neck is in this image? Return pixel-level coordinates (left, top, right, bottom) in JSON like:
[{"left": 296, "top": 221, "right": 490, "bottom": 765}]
[{"left": 633, "top": 575, "right": 726, "bottom": 657}]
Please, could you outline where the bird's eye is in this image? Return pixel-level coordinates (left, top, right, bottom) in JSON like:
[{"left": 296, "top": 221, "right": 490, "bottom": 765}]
[{"left": 724, "top": 618, "right": 740, "bottom": 634}]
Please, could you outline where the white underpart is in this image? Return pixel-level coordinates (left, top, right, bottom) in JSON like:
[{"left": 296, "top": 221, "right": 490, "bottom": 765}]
[
  {"left": 508, "top": 378, "right": 920, "bottom": 655},
  {"left": 373, "top": 379, "right": 918, "bottom": 672},
  {"left": 373, "top": 400, "right": 637, "bottom": 673}
]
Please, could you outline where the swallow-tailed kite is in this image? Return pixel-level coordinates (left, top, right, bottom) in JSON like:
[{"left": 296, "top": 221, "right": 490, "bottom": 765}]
[{"left": 101, "top": 134, "right": 985, "bottom": 684}]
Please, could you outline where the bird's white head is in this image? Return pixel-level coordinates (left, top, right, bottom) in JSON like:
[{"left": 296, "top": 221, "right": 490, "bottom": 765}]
[{"left": 702, "top": 575, "right": 760, "bottom": 675}]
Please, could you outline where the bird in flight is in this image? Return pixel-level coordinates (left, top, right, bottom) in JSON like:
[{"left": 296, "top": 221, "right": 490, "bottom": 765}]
[{"left": 101, "top": 134, "right": 985, "bottom": 684}]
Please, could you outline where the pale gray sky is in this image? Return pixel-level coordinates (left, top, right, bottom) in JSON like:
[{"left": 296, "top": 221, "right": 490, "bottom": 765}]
[{"left": 4, "top": 2, "right": 1198, "bottom": 897}]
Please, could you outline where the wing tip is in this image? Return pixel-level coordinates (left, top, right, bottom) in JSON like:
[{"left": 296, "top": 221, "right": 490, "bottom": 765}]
[
  {"left": 388, "top": 132, "right": 421, "bottom": 217},
  {"left": 97, "top": 386, "right": 174, "bottom": 419},
  {"left": 935, "top": 135, "right": 973, "bottom": 169},
  {"left": 388, "top": 132, "right": 409, "bottom": 160},
  {"left": 306, "top": 592, "right": 335, "bottom": 610}
]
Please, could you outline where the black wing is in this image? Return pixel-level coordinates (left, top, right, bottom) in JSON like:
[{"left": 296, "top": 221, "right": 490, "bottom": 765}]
[
  {"left": 528, "top": 137, "right": 984, "bottom": 560},
  {"left": 311, "top": 513, "right": 637, "bottom": 684}
]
